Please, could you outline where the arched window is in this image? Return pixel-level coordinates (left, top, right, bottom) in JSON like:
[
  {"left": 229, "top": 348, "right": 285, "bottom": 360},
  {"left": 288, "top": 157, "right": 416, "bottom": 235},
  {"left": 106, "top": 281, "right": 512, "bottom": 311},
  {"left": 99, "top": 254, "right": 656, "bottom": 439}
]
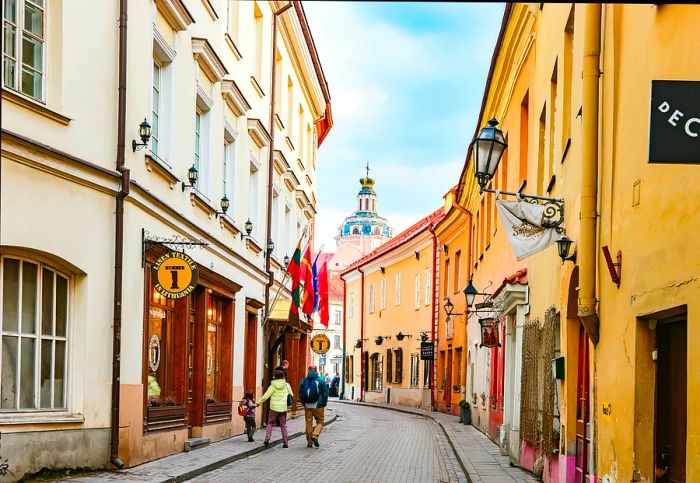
[
  {"left": 370, "top": 353, "right": 382, "bottom": 391},
  {"left": 373, "top": 227, "right": 380, "bottom": 235}
]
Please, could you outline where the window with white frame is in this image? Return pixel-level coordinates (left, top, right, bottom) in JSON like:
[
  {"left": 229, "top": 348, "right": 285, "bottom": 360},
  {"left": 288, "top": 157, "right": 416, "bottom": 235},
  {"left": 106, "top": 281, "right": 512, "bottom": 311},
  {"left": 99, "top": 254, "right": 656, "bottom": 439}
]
[
  {"left": 423, "top": 360, "right": 431, "bottom": 388},
  {"left": 151, "top": 61, "right": 161, "bottom": 156},
  {"left": 334, "top": 310, "right": 341, "bottom": 325},
  {"left": 2, "top": 0, "right": 45, "bottom": 101},
  {"left": 223, "top": 136, "right": 236, "bottom": 203},
  {"left": 425, "top": 268, "right": 431, "bottom": 306},
  {"left": 249, "top": 151, "right": 261, "bottom": 239},
  {"left": 368, "top": 284, "right": 375, "bottom": 313},
  {"left": 334, "top": 335, "right": 340, "bottom": 349},
  {"left": 194, "top": 110, "right": 205, "bottom": 191},
  {"left": 272, "top": 190, "right": 280, "bottom": 249},
  {"left": 394, "top": 273, "right": 401, "bottom": 306},
  {"left": 348, "top": 291, "right": 354, "bottom": 318},
  {"left": 1, "top": 256, "right": 69, "bottom": 410},
  {"left": 410, "top": 353, "right": 420, "bottom": 387},
  {"left": 414, "top": 273, "right": 421, "bottom": 310},
  {"left": 380, "top": 279, "right": 386, "bottom": 310},
  {"left": 226, "top": 0, "right": 240, "bottom": 44}
]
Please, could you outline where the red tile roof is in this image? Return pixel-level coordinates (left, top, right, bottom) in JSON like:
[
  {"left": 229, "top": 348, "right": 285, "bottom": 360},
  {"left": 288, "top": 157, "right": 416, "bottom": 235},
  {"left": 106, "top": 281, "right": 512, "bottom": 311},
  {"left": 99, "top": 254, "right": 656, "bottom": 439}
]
[
  {"left": 342, "top": 207, "right": 445, "bottom": 275},
  {"left": 491, "top": 268, "right": 528, "bottom": 299}
]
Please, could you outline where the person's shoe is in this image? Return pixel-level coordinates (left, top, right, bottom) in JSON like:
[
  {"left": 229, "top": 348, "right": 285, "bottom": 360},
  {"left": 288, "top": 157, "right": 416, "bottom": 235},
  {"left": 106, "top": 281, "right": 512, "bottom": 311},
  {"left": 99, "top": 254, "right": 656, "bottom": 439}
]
[
  {"left": 311, "top": 436, "right": 319, "bottom": 447},
  {"left": 307, "top": 441, "right": 313, "bottom": 448},
  {"left": 248, "top": 437, "right": 254, "bottom": 442},
  {"left": 282, "top": 443, "right": 288, "bottom": 448},
  {"left": 264, "top": 439, "right": 269, "bottom": 448}
]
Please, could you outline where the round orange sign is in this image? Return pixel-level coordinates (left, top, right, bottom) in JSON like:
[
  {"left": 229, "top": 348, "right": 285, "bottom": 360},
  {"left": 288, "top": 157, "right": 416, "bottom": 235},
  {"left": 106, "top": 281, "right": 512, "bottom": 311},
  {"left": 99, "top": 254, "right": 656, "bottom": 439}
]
[
  {"left": 311, "top": 334, "right": 331, "bottom": 354},
  {"left": 151, "top": 252, "right": 198, "bottom": 299}
]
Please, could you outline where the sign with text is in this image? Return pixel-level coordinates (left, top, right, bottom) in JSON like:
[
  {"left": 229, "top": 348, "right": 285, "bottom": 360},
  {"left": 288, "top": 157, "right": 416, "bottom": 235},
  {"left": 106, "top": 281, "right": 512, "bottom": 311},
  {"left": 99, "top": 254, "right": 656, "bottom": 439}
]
[
  {"left": 649, "top": 80, "right": 700, "bottom": 164},
  {"left": 311, "top": 334, "right": 331, "bottom": 354},
  {"left": 151, "top": 251, "right": 198, "bottom": 299},
  {"left": 420, "top": 341, "right": 434, "bottom": 361}
]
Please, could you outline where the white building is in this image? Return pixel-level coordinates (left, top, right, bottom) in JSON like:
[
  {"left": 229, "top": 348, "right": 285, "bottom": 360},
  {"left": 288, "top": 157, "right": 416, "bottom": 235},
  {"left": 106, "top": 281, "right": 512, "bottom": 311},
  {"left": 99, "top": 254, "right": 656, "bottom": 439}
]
[{"left": 0, "top": 0, "right": 331, "bottom": 478}]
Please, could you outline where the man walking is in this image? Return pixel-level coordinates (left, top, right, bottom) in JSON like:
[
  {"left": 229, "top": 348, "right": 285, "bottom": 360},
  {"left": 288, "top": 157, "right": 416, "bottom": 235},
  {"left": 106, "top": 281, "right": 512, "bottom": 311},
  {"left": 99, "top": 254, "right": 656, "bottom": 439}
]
[{"left": 299, "top": 365, "right": 328, "bottom": 448}]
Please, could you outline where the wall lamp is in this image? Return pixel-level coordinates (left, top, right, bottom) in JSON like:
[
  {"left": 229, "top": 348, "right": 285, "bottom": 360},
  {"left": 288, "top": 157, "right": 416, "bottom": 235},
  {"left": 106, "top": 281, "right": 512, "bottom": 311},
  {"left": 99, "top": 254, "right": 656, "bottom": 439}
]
[
  {"left": 471, "top": 118, "right": 564, "bottom": 229},
  {"left": 240, "top": 219, "right": 253, "bottom": 240},
  {"left": 132, "top": 118, "right": 152, "bottom": 152},
  {"left": 443, "top": 298, "right": 465, "bottom": 317},
  {"left": 396, "top": 332, "right": 412, "bottom": 341},
  {"left": 283, "top": 254, "right": 290, "bottom": 268},
  {"left": 375, "top": 335, "right": 391, "bottom": 345},
  {"left": 379, "top": 266, "right": 385, "bottom": 274},
  {"left": 556, "top": 235, "right": 577, "bottom": 263},
  {"left": 355, "top": 338, "right": 368, "bottom": 349},
  {"left": 414, "top": 251, "right": 420, "bottom": 260},
  {"left": 267, "top": 239, "right": 275, "bottom": 256},
  {"left": 214, "top": 195, "right": 230, "bottom": 218},
  {"left": 181, "top": 164, "right": 199, "bottom": 191}
]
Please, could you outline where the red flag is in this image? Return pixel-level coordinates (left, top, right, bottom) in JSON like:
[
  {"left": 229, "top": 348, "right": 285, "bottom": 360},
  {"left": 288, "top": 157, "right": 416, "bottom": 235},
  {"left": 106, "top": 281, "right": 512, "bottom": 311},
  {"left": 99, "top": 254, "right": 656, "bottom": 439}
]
[
  {"left": 301, "top": 247, "right": 315, "bottom": 317},
  {"left": 317, "top": 261, "right": 329, "bottom": 328},
  {"left": 288, "top": 237, "right": 303, "bottom": 318}
]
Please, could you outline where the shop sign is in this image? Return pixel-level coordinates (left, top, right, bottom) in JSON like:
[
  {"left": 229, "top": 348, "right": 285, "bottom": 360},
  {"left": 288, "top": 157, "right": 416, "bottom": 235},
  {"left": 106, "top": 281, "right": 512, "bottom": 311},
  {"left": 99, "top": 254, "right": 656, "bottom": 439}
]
[
  {"left": 152, "top": 251, "right": 199, "bottom": 299},
  {"left": 480, "top": 323, "right": 500, "bottom": 348},
  {"left": 148, "top": 334, "right": 161, "bottom": 372},
  {"left": 649, "top": 80, "right": 700, "bottom": 164},
  {"left": 420, "top": 341, "right": 434, "bottom": 361},
  {"left": 311, "top": 334, "right": 331, "bottom": 354}
]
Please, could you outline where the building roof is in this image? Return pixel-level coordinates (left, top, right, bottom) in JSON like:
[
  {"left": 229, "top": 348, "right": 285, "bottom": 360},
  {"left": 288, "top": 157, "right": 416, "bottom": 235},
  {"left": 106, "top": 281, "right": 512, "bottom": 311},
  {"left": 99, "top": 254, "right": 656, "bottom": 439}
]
[
  {"left": 328, "top": 272, "right": 344, "bottom": 301},
  {"left": 342, "top": 207, "right": 445, "bottom": 275},
  {"left": 491, "top": 268, "right": 528, "bottom": 299}
]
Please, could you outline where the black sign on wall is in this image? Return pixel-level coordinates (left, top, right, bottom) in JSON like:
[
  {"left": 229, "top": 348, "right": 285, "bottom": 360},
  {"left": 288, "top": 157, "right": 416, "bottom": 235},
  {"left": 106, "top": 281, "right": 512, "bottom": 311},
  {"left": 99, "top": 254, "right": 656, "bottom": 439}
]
[
  {"left": 420, "top": 341, "right": 434, "bottom": 361},
  {"left": 649, "top": 80, "right": 700, "bottom": 164}
]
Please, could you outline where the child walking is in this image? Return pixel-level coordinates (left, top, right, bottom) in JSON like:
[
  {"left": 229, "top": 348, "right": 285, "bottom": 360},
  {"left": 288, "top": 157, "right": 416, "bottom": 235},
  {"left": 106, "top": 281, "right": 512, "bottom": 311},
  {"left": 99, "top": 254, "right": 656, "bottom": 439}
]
[
  {"left": 256, "top": 369, "right": 293, "bottom": 448},
  {"left": 240, "top": 390, "right": 258, "bottom": 442}
]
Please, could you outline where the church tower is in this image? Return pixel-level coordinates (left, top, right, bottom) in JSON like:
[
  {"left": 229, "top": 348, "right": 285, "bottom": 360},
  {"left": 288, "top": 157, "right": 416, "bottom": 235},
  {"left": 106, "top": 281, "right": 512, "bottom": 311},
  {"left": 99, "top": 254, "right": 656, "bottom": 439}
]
[{"left": 333, "top": 165, "right": 393, "bottom": 265}]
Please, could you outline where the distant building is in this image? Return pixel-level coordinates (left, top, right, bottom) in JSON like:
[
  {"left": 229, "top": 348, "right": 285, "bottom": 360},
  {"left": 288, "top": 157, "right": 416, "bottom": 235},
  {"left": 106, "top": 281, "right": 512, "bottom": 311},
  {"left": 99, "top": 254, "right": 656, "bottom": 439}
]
[{"left": 333, "top": 170, "right": 393, "bottom": 270}]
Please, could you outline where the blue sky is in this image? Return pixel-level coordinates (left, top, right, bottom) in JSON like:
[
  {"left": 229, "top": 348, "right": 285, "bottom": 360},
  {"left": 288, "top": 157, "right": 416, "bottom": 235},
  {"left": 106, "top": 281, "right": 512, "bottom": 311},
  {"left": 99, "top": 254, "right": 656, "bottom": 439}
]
[{"left": 304, "top": 2, "right": 505, "bottom": 251}]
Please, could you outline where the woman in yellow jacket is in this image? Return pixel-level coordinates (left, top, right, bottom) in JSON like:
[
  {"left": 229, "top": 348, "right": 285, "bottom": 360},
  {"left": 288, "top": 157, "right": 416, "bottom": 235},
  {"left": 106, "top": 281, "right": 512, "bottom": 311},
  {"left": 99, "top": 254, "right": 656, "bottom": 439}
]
[{"left": 257, "top": 369, "right": 293, "bottom": 447}]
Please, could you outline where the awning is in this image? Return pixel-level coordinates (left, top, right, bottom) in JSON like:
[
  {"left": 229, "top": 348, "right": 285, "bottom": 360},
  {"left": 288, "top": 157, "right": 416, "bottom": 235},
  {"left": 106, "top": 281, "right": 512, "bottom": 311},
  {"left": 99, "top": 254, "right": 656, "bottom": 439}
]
[{"left": 269, "top": 298, "right": 291, "bottom": 321}]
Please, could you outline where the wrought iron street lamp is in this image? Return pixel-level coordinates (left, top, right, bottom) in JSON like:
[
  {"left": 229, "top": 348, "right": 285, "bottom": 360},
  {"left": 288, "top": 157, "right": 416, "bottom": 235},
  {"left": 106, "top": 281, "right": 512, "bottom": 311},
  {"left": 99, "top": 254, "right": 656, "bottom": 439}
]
[
  {"left": 181, "top": 164, "right": 199, "bottom": 192},
  {"left": 132, "top": 118, "right": 152, "bottom": 151},
  {"left": 283, "top": 254, "right": 290, "bottom": 268},
  {"left": 214, "top": 195, "right": 230, "bottom": 218},
  {"left": 470, "top": 118, "right": 565, "bottom": 230},
  {"left": 240, "top": 219, "right": 254, "bottom": 240},
  {"left": 396, "top": 332, "right": 412, "bottom": 341},
  {"left": 557, "top": 234, "right": 576, "bottom": 262},
  {"left": 267, "top": 239, "right": 275, "bottom": 256}
]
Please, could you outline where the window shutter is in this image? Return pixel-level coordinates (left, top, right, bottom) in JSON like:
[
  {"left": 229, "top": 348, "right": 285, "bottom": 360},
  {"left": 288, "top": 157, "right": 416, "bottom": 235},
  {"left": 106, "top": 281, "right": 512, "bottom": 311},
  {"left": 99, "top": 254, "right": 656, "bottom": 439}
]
[
  {"left": 386, "top": 349, "right": 393, "bottom": 383},
  {"left": 396, "top": 349, "right": 403, "bottom": 383}
]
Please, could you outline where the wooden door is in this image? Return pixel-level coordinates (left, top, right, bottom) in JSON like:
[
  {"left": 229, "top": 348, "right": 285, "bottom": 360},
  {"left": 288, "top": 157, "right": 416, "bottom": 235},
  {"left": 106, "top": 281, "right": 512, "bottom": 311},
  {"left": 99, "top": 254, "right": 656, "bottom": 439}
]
[
  {"left": 243, "top": 311, "right": 257, "bottom": 393},
  {"left": 575, "top": 325, "right": 590, "bottom": 483},
  {"left": 655, "top": 319, "right": 687, "bottom": 483},
  {"left": 186, "top": 289, "right": 206, "bottom": 435},
  {"left": 445, "top": 349, "right": 453, "bottom": 407}
]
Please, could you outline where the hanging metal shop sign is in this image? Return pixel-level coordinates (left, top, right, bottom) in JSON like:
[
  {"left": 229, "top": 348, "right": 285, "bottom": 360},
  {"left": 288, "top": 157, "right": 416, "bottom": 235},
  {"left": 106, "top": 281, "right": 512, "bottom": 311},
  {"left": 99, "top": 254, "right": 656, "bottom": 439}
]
[
  {"left": 420, "top": 341, "right": 434, "bottom": 361},
  {"left": 311, "top": 334, "right": 331, "bottom": 354},
  {"left": 649, "top": 80, "right": 700, "bottom": 164},
  {"left": 151, "top": 251, "right": 199, "bottom": 299}
]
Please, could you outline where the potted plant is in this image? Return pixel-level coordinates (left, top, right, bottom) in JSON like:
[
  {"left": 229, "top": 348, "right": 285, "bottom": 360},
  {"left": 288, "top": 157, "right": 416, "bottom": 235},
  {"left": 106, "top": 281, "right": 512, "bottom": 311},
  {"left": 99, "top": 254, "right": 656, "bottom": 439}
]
[{"left": 458, "top": 399, "right": 471, "bottom": 425}]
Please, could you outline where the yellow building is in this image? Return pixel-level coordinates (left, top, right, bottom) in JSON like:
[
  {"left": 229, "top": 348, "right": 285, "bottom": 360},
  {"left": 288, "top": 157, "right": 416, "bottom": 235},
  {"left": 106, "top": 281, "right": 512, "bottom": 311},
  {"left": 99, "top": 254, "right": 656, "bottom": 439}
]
[
  {"left": 1, "top": 0, "right": 331, "bottom": 478},
  {"left": 452, "top": 3, "right": 700, "bottom": 482},
  {"left": 342, "top": 207, "right": 444, "bottom": 409}
]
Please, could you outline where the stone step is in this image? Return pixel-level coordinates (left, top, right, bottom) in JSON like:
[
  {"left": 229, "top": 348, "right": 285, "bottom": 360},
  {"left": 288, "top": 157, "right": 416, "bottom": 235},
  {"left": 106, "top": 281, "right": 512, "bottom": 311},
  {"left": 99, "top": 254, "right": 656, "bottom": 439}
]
[{"left": 184, "top": 436, "right": 211, "bottom": 452}]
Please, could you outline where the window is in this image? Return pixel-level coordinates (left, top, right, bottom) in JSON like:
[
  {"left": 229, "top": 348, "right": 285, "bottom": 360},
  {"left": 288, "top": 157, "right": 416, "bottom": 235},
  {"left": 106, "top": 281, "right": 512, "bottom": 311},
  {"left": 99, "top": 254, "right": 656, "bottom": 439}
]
[
  {"left": 410, "top": 353, "right": 420, "bottom": 387},
  {"left": 443, "top": 258, "right": 450, "bottom": 298},
  {"left": 1, "top": 256, "right": 68, "bottom": 410},
  {"left": 368, "top": 283, "right": 375, "bottom": 313},
  {"left": 348, "top": 291, "right": 354, "bottom": 318},
  {"left": 223, "top": 124, "right": 237, "bottom": 205},
  {"left": 520, "top": 92, "right": 529, "bottom": 185},
  {"left": 394, "top": 273, "right": 401, "bottom": 306},
  {"left": 253, "top": 2, "right": 263, "bottom": 83},
  {"left": 334, "top": 310, "right": 341, "bottom": 326},
  {"left": 205, "top": 296, "right": 223, "bottom": 401},
  {"left": 226, "top": 0, "right": 240, "bottom": 43},
  {"left": 333, "top": 335, "right": 340, "bottom": 349},
  {"left": 345, "top": 355, "right": 353, "bottom": 383},
  {"left": 423, "top": 360, "right": 431, "bottom": 388},
  {"left": 414, "top": 273, "right": 421, "bottom": 310},
  {"left": 394, "top": 348, "right": 403, "bottom": 383},
  {"left": 385, "top": 349, "right": 392, "bottom": 384},
  {"left": 194, "top": 109, "right": 202, "bottom": 179},
  {"left": 454, "top": 348, "right": 462, "bottom": 389},
  {"left": 424, "top": 268, "right": 431, "bottom": 306},
  {"left": 151, "top": 61, "right": 161, "bottom": 156},
  {"left": 286, "top": 77, "right": 293, "bottom": 134},
  {"left": 2, "top": 0, "right": 45, "bottom": 101},
  {"left": 272, "top": 191, "right": 280, "bottom": 247},
  {"left": 370, "top": 353, "right": 382, "bottom": 391},
  {"left": 249, "top": 151, "right": 260, "bottom": 238},
  {"left": 454, "top": 250, "right": 461, "bottom": 294},
  {"left": 380, "top": 279, "right": 386, "bottom": 310}
]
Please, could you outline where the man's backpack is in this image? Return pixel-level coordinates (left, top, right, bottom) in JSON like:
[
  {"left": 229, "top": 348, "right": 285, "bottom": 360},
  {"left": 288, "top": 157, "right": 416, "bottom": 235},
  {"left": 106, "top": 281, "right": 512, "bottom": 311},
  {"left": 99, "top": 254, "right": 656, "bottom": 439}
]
[{"left": 302, "top": 378, "right": 320, "bottom": 403}]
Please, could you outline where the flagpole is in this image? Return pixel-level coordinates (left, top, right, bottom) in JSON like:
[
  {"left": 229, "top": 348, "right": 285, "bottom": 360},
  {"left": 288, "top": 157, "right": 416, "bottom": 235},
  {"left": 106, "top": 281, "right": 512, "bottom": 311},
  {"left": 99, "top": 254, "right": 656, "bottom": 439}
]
[{"left": 262, "top": 225, "right": 310, "bottom": 326}]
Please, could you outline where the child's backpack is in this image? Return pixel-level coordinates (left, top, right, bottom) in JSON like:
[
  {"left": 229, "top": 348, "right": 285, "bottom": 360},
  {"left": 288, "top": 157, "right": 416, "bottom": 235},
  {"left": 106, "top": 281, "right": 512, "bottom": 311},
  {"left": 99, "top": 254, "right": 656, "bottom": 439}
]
[
  {"left": 301, "top": 378, "right": 320, "bottom": 403},
  {"left": 238, "top": 401, "right": 249, "bottom": 417}
]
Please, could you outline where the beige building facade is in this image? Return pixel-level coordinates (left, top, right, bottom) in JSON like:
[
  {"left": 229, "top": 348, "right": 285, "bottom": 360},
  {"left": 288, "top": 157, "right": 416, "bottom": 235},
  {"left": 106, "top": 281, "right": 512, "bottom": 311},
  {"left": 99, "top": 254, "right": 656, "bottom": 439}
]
[{"left": 0, "top": 0, "right": 331, "bottom": 479}]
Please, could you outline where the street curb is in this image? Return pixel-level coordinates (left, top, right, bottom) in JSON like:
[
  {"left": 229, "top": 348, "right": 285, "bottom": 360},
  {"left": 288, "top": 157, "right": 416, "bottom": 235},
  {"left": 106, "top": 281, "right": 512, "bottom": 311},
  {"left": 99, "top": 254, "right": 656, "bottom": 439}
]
[
  {"left": 333, "top": 400, "right": 472, "bottom": 483},
  {"left": 112, "top": 410, "right": 339, "bottom": 483}
]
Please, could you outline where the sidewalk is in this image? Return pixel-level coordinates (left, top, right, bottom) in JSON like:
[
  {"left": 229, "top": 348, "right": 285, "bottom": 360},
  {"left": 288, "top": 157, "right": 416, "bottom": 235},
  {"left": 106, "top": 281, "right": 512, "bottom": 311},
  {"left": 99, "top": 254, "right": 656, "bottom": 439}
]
[
  {"left": 335, "top": 400, "right": 539, "bottom": 483},
  {"left": 70, "top": 408, "right": 337, "bottom": 483}
]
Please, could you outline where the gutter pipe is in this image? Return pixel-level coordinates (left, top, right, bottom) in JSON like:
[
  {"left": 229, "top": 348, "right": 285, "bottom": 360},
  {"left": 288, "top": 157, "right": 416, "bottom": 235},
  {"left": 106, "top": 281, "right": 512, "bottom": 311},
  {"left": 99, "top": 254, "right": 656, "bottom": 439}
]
[
  {"left": 358, "top": 267, "right": 365, "bottom": 402},
  {"left": 428, "top": 224, "right": 438, "bottom": 410},
  {"left": 578, "top": 4, "right": 601, "bottom": 345},
  {"left": 341, "top": 277, "right": 346, "bottom": 399},
  {"left": 110, "top": 0, "right": 129, "bottom": 469}
]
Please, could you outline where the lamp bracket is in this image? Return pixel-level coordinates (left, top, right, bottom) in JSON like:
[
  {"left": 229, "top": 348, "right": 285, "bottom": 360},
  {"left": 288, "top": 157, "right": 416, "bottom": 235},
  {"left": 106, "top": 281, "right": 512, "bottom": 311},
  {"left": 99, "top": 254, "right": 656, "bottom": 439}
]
[
  {"left": 132, "top": 140, "right": 148, "bottom": 152},
  {"left": 481, "top": 187, "right": 565, "bottom": 231},
  {"left": 142, "top": 228, "right": 208, "bottom": 267}
]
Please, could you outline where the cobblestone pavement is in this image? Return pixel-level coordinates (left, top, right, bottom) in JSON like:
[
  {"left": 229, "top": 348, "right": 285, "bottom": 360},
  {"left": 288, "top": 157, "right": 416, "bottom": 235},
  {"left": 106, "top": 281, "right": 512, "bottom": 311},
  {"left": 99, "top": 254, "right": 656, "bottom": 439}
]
[{"left": 188, "top": 402, "right": 467, "bottom": 483}]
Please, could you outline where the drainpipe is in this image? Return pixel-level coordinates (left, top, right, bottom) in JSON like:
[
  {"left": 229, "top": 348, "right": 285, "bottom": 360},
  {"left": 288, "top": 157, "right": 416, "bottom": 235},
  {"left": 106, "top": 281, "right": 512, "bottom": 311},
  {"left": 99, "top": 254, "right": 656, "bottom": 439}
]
[
  {"left": 358, "top": 267, "right": 365, "bottom": 402},
  {"left": 110, "top": 0, "right": 129, "bottom": 469},
  {"left": 429, "top": 225, "right": 438, "bottom": 410},
  {"left": 263, "top": 1, "right": 293, "bottom": 394},
  {"left": 341, "top": 277, "right": 346, "bottom": 399},
  {"left": 578, "top": 3, "right": 601, "bottom": 345}
]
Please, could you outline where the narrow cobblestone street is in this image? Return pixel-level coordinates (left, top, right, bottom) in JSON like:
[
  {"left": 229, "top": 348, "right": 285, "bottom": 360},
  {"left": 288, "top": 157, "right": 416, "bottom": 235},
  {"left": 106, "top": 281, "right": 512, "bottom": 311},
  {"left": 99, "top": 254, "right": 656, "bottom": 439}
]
[{"left": 188, "top": 402, "right": 466, "bottom": 483}]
